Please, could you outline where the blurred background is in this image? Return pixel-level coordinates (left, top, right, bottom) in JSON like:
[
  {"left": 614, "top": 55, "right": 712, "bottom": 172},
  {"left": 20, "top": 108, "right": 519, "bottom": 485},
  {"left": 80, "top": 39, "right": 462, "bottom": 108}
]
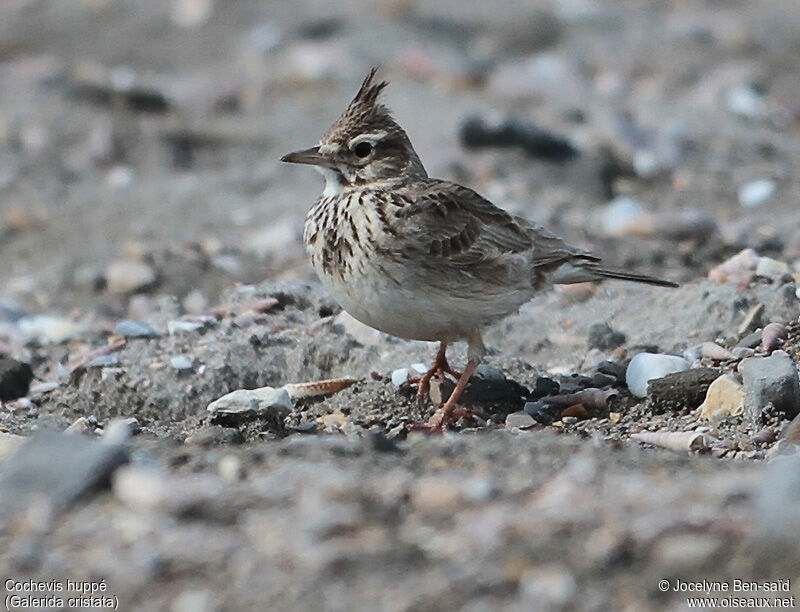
[{"left": 1, "top": 0, "right": 799, "bottom": 316}]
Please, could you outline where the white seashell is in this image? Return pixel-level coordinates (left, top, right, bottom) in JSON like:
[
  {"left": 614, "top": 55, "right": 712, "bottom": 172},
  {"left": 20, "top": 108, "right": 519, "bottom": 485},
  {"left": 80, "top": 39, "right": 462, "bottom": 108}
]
[
  {"left": 626, "top": 353, "right": 690, "bottom": 398},
  {"left": 699, "top": 374, "right": 744, "bottom": 421},
  {"left": 631, "top": 430, "right": 711, "bottom": 452},
  {"left": 282, "top": 377, "right": 357, "bottom": 400}
]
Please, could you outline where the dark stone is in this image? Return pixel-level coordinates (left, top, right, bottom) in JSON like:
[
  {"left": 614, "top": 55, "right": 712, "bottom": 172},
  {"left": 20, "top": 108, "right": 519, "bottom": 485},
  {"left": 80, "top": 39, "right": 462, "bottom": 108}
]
[
  {"left": 531, "top": 377, "right": 560, "bottom": 399},
  {"left": 459, "top": 116, "right": 578, "bottom": 162},
  {"left": 587, "top": 322, "right": 627, "bottom": 351},
  {"left": 460, "top": 371, "right": 528, "bottom": 409},
  {"left": 0, "top": 358, "right": 34, "bottom": 403},
  {"left": 646, "top": 367, "right": 721, "bottom": 414},
  {"left": 524, "top": 401, "right": 562, "bottom": 425},
  {"left": 0, "top": 432, "right": 128, "bottom": 521},
  {"left": 597, "top": 360, "right": 627, "bottom": 383},
  {"left": 369, "top": 432, "right": 402, "bottom": 453},
  {"left": 736, "top": 330, "right": 762, "bottom": 349}
]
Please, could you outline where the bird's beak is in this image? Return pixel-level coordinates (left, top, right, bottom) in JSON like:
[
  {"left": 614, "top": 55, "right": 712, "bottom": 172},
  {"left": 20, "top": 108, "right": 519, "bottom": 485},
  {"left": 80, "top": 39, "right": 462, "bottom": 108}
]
[{"left": 280, "top": 146, "right": 335, "bottom": 168}]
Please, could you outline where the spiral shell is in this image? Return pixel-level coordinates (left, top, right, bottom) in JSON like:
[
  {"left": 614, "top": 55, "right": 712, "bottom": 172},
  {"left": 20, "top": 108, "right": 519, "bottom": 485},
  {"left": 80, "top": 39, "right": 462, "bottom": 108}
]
[
  {"left": 283, "top": 377, "right": 358, "bottom": 399},
  {"left": 761, "top": 322, "right": 788, "bottom": 353},
  {"left": 631, "top": 430, "right": 711, "bottom": 452}
]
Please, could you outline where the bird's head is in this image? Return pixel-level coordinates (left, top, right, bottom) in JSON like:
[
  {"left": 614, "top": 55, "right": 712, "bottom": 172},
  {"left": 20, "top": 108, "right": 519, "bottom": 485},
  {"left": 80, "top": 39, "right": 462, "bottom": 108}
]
[{"left": 281, "top": 68, "right": 427, "bottom": 195}]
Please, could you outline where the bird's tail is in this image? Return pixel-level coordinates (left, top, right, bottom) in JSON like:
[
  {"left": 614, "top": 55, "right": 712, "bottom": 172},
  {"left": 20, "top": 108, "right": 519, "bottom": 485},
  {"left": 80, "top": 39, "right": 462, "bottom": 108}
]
[{"left": 551, "top": 261, "right": 678, "bottom": 288}]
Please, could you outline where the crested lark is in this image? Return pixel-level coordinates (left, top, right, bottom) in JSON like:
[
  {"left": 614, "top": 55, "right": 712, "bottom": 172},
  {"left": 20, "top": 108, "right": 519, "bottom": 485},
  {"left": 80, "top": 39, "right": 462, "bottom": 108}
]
[{"left": 282, "top": 69, "right": 676, "bottom": 430}]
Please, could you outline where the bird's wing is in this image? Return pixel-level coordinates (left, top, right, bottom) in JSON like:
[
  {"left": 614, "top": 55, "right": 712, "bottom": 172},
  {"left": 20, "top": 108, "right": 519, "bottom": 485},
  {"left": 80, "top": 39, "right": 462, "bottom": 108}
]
[{"left": 389, "top": 179, "right": 594, "bottom": 270}]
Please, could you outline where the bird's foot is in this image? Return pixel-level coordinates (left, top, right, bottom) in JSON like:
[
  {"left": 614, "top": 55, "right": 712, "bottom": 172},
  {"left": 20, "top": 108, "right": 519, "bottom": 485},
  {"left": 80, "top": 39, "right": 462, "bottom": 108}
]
[{"left": 405, "top": 344, "right": 462, "bottom": 406}]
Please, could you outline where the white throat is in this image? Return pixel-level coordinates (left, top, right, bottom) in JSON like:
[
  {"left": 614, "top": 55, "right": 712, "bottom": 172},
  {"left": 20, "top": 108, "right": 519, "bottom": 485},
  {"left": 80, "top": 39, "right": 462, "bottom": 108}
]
[{"left": 316, "top": 166, "right": 345, "bottom": 197}]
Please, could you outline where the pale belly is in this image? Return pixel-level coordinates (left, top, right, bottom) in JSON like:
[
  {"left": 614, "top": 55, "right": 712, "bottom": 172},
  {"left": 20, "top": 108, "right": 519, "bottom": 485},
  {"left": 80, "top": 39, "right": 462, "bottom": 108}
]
[{"left": 318, "top": 263, "right": 467, "bottom": 342}]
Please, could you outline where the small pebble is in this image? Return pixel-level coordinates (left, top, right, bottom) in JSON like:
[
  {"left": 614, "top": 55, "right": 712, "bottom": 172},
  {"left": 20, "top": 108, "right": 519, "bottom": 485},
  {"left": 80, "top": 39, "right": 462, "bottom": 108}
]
[
  {"left": 102, "top": 417, "right": 140, "bottom": 445},
  {"left": 755, "top": 256, "right": 790, "bottom": 280},
  {"left": 708, "top": 248, "right": 759, "bottom": 284},
  {"left": 761, "top": 322, "right": 788, "bottom": 353},
  {"left": 168, "top": 320, "right": 205, "bottom": 335},
  {"left": 105, "top": 259, "right": 157, "bottom": 293},
  {"left": 170, "top": 355, "right": 194, "bottom": 370},
  {"left": 17, "top": 315, "right": 81, "bottom": 344},
  {"left": 207, "top": 386, "right": 292, "bottom": 427},
  {"left": 738, "top": 178, "right": 775, "bottom": 208},
  {"left": 726, "top": 84, "right": 765, "bottom": 119},
  {"left": 85, "top": 354, "right": 119, "bottom": 368},
  {"left": 699, "top": 374, "right": 744, "bottom": 421},
  {"left": 114, "top": 319, "right": 160, "bottom": 339},
  {"left": 391, "top": 368, "right": 411, "bottom": 387},
  {"left": 601, "top": 197, "right": 646, "bottom": 237},
  {"left": 505, "top": 411, "right": 536, "bottom": 429},
  {"left": 64, "top": 417, "right": 94, "bottom": 436}
]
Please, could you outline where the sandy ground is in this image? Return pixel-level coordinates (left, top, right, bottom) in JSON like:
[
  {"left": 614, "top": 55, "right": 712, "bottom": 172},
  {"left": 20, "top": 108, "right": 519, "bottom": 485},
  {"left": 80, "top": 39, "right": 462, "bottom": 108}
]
[{"left": 1, "top": 1, "right": 800, "bottom": 610}]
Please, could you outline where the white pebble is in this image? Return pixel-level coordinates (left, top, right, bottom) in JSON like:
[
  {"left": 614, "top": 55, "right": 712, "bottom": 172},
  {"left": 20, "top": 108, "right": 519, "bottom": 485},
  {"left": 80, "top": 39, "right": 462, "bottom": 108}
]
[
  {"left": 725, "top": 84, "right": 765, "bottom": 119},
  {"left": 391, "top": 368, "right": 411, "bottom": 387},
  {"left": 755, "top": 256, "right": 790, "bottom": 279},
  {"left": 626, "top": 353, "right": 690, "bottom": 398},
  {"left": 601, "top": 197, "right": 646, "bottom": 237},
  {"left": 410, "top": 363, "right": 428, "bottom": 375},
  {"left": 105, "top": 259, "right": 156, "bottom": 293},
  {"left": 170, "top": 355, "right": 194, "bottom": 370},
  {"left": 206, "top": 386, "right": 293, "bottom": 417},
  {"left": 17, "top": 315, "right": 82, "bottom": 344},
  {"left": 168, "top": 320, "right": 204, "bottom": 335},
  {"left": 739, "top": 179, "right": 775, "bottom": 208}
]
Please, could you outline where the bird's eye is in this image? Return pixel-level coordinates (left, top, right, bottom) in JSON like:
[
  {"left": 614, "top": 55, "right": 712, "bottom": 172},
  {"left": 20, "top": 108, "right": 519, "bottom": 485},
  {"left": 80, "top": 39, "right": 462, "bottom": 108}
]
[{"left": 352, "top": 141, "right": 373, "bottom": 158}]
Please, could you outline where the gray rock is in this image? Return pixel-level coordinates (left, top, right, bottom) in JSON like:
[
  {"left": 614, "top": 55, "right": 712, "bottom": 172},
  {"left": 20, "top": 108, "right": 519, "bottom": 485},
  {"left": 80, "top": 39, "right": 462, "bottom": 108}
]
[
  {"left": 207, "top": 386, "right": 292, "bottom": 428},
  {"left": 505, "top": 411, "right": 536, "bottom": 429},
  {"left": 114, "top": 319, "right": 160, "bottom": 338},
  {"left": 0, "top": 432, "right": 128, "bottom": 520},
  {"left": 740, "top": 352, "right": 800, "bottom": 421}
]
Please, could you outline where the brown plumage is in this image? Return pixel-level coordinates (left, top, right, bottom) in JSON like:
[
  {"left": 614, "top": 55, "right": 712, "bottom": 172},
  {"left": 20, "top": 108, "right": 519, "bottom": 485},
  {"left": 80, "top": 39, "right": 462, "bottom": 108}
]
[{"left": 282, "top": 69, "right": 677, "bottom": 430}]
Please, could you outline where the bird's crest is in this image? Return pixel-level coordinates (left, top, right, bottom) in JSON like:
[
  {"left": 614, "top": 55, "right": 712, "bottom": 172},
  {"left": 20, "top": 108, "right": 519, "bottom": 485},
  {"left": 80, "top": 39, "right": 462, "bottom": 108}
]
[
  {"left": 350, "top": 67, "right": 388, "bottom": 110},
  {"left": 323, "top": 67, "right": 395, "bottom": 143}
]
